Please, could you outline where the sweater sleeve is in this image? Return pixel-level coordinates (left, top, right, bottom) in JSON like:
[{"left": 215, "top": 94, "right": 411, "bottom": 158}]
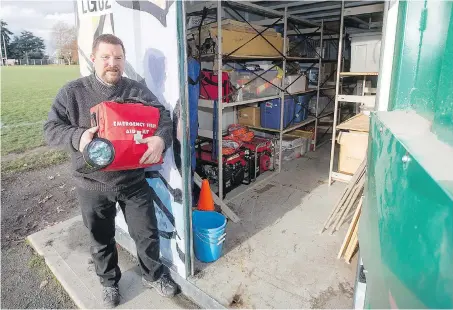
[
  {"left": 138, "top": 86, "right": 173, "bottom": 151},
  {"left": 43, "top": 87, "right": 85, "bottom": 152}
]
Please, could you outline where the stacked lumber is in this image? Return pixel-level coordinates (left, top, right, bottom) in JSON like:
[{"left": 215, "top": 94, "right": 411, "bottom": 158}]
[
  {"left": 337, "top": 196, "right": 362, "bottom": 263},
  {"left": 321, "top": 159, "right": 366, "bottom": 263}
]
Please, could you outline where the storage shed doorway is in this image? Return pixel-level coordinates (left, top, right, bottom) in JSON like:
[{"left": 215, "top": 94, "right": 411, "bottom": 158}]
[{"left": 183, "top": 1, "right": 385, "bottom": 308}]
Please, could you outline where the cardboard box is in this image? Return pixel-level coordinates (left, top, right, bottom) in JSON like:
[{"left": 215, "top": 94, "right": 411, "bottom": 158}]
[
  {"left": 210, "top": 28, "right": 284, "bottom": 57},
  {"left": 337, "top": 131, "right": 369, "bottom": 175},
  {"left": 238, "top": 107, "right": 260, "bottom": 127},
  {"left": 188, "top": 19, "right": 285, "bottom": 58}
]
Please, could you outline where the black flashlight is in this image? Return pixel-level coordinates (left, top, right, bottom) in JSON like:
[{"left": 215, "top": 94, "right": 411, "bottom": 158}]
[
  {"left": 83, "top": 138, "right": 115, "bottom": 169},
  {"left": 77, "top": 112, "right": 115, "bottom": 174}
]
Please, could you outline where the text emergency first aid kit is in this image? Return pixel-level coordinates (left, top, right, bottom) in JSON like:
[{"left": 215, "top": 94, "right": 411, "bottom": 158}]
[{"left": 80, "top": 100, "right": 163, "bottom": 173}]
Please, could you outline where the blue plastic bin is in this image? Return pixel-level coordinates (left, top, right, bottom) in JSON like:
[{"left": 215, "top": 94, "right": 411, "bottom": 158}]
[
  {"left": 260, "top": 98, "right": 295, "bottom": 129},
  {"left": 294, "top": 94, "right": 310, "bottom": 123},
  {"left": 192, "top": 210, "right": 227, "bottom": 263}
]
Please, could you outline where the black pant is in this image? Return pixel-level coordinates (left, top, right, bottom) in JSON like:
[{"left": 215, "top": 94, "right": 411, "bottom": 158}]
[{"left": 77, "top": 181, "right": 164, "bottom": 287}]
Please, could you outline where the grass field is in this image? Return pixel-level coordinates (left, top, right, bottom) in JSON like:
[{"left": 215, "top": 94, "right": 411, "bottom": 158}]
[
  {"left": 1, "top": 65, "right": 80, "bottom": 173},
  {"left": 1, "top": 65, "right": 79, "bottom": 155}
]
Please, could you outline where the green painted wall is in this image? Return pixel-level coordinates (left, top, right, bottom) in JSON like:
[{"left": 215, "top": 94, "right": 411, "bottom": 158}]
[
  {"left": 432, "top": 5, "right": 453, "bottom": 146},
  {"left": 362, "top": 1, "right": 453, "bottom": 307},
  {"left": 389, "top": 1, "right": 453, "bottom": 145},
  {"left": 362, "top": 115, "right": 453, "bottom": 308}
]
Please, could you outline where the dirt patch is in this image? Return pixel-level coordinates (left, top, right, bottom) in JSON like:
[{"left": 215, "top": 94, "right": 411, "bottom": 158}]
[
  {"left": 309, "top": 282, "right": 354, "bottom": 309},
  {"left": 1, "top": 162, "right": 79, "bottom": 308},
  {"left": 1, "top": 162, "right": 78, "bottom": 248},
  {"left": 255, "top": 183, "right": 275, "bottom": 194},
  {"left": 229, "top": 293, "right": 244, "bottom": 308}
]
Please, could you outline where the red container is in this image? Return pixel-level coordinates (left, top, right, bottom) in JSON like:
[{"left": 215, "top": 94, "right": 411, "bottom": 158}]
[
  {"left": 200, "top": 70, "right": 233, "bottom": 103},
  {"left": 90, "top": 101, "right": 163, "bottom": 171}
]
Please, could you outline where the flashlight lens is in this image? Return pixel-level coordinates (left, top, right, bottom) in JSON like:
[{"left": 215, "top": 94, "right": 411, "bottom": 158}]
[{"left": 88, "top": 140, "right": 113, "bottom": 166}]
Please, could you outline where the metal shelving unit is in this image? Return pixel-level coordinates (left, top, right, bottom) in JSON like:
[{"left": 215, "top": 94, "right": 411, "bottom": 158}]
[
  {"left": 188, "top": 1, "right": 339, "bottom": 200},
  {"left": 328, "top": 0, "right": 384, "bottom": 185}
]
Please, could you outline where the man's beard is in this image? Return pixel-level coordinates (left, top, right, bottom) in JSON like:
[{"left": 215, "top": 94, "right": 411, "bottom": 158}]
[{"left": 103, "top": 68, "right": 121, "bottom": 85}]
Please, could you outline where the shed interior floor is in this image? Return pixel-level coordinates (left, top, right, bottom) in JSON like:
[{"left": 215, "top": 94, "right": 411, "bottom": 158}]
[{"left": 190, "top": 144, "right": 358, "bottom": 308}]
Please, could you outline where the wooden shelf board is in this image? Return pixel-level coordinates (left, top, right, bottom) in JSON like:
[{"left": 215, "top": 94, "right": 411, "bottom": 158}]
[{"left": 340, "top": 72, "right": 379, "bottom": 76}]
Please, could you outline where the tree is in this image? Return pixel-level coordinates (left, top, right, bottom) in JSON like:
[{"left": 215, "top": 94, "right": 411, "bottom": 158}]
[
  {"left": 68, "top": 38, "right": 79, "bottom": 64},
  {"left": 1, "top": 20, "right": 14, "bottom": 58},
  {"left": 9, "top": 31, "right": 45, "bottom": 59},
  {"left": 51, "top": 21, "right": 76, "bottom": 65}
]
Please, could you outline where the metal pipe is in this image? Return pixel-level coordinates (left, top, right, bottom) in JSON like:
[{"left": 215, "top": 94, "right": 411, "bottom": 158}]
[
  {"left": 177, "top": 0, "right": 194, "bottom": 278},
  {"left": 314, "top": 19, "right": 324, "bottom": 151},
  {"left": 278, "top": 7, "right": 288, "bottom": 173},
  {"left": 328, "top": 0, "right": 345, "bottom": 186},
  {"left": 227, "top": 0, "right": 320, "bottom": 28},
  {"left": 217, "top": 0, "right": 223, "bottom": 200}
]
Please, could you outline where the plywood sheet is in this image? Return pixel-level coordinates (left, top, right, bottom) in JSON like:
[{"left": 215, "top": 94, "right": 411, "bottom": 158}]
[{"left": 337, "top": 113, "right": 370, "bottom": 132}]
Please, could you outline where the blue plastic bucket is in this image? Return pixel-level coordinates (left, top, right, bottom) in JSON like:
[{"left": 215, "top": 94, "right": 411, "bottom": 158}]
[{"left": 193, "top": 211, "right": 227, "bottom": 263}]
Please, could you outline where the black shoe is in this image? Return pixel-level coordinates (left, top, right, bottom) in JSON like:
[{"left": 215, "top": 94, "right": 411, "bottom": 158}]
[
  {"left": 142, "top": 273, "right": 178, "bottom": 297},
  {"left": 102, "top": 284, "right": 120, "bottom": 308}
]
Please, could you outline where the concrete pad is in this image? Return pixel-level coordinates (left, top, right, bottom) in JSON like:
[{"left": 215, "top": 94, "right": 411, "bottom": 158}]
[
  {"left": 190, "top": 145, "right": 358, "bottom": 308},
  {"left": 27, "top": 216, "right": 197, "bottom": 309}
]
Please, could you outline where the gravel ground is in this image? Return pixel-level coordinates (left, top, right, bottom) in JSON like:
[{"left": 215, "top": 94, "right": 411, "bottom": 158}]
[{"left": 1, "top": 162, "right": 79, "bottom": 309}]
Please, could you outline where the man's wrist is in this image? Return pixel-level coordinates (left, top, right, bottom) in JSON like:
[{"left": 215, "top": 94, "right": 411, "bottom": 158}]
[
  {"left": 72, "top": 128, "right": 86, "bottom": 151},
  {"left": 155, "top": 135, "right": 166, "bottom": 150}
]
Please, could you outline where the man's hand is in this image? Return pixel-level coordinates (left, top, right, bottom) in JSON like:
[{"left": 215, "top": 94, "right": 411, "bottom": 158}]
[
  {"left": 79, "top": 126, "right": 98, "bottom": 151},
  {"left": 139, "top": 136, "right": 165, "bottom": 165}
]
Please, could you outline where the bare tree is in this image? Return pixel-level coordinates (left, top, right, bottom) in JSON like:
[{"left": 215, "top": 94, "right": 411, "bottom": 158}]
[{"left": 51, "top": 21, "right": 76, "bottom": 65}]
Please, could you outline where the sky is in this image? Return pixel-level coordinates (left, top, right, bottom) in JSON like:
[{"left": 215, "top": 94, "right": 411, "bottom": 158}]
[{"left": 0, "top": 1, "right": 76, "bottom": 55}]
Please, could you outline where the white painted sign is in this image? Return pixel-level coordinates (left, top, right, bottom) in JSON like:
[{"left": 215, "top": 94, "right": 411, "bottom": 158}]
[{"left": 77, "top": 0, "right": 113, "bottom": 17}]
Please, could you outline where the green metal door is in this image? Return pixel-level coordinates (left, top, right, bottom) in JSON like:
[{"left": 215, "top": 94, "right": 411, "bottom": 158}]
[{"left": 361, "top": 1, "right": 453, "bottom": 308}]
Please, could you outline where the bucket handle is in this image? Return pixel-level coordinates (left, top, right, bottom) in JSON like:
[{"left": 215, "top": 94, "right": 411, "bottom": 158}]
[{"left": 195, "top": 232, "right": 226, "bottom": 246}]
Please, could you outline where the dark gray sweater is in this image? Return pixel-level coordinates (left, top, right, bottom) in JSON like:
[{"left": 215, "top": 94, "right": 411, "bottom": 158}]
[{"left": 44, "top": 74, "right": 172, "bottom": 192}]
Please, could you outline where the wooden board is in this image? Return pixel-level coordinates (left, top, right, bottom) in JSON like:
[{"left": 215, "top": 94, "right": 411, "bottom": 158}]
[
  {"left": 337, "top": 113, "right": 370, "bottom": 133},
  {"left": 337, "top": 197, "right": 362, "bottom": 259},
  {"left": 331, "top": 176, "right": 365, "bottom": 234},
  {"left": 340, "top": 72, "right": 379, "bottom": 76},
  {"left": 322, "top": 159, "right": 366, "bottom": 232},
  {"left": 345, "top": 235, "right": 359, "bottom": 263}
]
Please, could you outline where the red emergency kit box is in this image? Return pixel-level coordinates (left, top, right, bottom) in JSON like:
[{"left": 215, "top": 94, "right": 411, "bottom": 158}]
[{"left": 90, "top": 101, "right": 163, "bottom": 171}]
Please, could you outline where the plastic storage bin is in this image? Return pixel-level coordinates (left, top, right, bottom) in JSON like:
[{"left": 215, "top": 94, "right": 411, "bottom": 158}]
[
  {"left": 350, "top": 33, "right": 382, "bottom": 72},
  {"left": 294, "top": 94, "right": 310, "bottom": 123},
  {"left": 260, "top": 97, "right": 295, "bottom": 130},
  {"left": 229, "top": 69, "right": 281, "bottom": 101},
  {"left": 254, "top": 70, "right": 281, "bottom": 98}
]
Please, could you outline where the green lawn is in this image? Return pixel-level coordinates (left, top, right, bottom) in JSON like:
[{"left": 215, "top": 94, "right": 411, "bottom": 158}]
[{"left": 1, "top": 65, "right": 80, "bottom": 155}]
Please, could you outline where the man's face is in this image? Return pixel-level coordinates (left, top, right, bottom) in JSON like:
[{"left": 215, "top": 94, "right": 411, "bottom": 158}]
[{"left": 91, "top": 42, "right": 125, "bottom": 85}]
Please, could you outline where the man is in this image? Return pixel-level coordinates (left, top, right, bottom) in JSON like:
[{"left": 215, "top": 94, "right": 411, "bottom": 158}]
[{"left": 44, "top": 34, "right": 177, "bottom": 308}]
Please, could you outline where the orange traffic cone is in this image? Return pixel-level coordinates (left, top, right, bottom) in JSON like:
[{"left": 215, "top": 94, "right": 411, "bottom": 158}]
[{"left": 197, "top": 179, "right": 215, "bottom": 211}]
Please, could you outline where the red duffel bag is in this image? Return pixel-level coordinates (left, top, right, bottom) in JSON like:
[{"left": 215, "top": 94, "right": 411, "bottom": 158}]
[
  {"left": 83, "top": 99, "right": 163, "bottom": 172},
  {"left": 200, "top": 70, "right": 233, "bottom": 103}
]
